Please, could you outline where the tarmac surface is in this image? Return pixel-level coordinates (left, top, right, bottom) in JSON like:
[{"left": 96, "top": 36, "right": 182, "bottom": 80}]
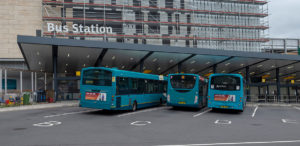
[{"left": 0, "top": 104, "right": 300, "bottom": 146}]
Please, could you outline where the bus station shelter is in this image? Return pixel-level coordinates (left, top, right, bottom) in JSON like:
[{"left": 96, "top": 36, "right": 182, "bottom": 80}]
[{"left": 17, "top": 35, "right": 300, "bottom": 102}]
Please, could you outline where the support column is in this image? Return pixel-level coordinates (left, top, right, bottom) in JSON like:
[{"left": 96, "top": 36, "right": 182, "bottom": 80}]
[
  {"left": 276, "top": 68, "right": 281, "bottom": 102},
  {"left": 287, "top": 85, "right": 290, "bottom": 103},
  {"left": 246, "top": 66, "right": 250, "bottom": 101},
  {"left": 178, "top": 63, "right": 182, "bottom": 73},
  {"left": 4, "top": 69, "right": 7, "bottom": 95},
  {"left": 140, "top": 60, "right": 144, "bottom": 73},
  {"left": 284, "top": 39, "right": 287, "bottom": 54},
  {"left": 45, "top": 73, "right": 47, "bottom": 91},
  {"left": 0, "top": 69, "right": 2, "bottom": 95},
  {"left": 296, "top": 86, "right": 299, "bottom": 103},
  {"left": 53, "top": 45, "right": 58, "bottom": 102},
  {"left": 20, "top": 71, "right": 23, "bottom": 93},
  {"left": 31, "top": 72, "right": 34, "bottom": 92},
  {"left": 213, "top": 64, "right": 217, "bottom": 73},
  {"left": 35, "top": 72, "right": 37, "bottom": 91}
]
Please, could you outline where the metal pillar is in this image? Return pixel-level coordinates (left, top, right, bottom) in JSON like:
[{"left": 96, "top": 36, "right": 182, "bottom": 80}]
[
  {"left": 139, "top": 61, "right": 144, "bottom": 73},
  {"left": 4, "top": 69, "right": 7, "bottom": 95},
  {"left": 276, "top": 68, "right": 281, "bottom": 102},
  {"left": 296, "top": 86, "right": 299, "bottom": 103},
  {"left": 287, "top": 85, "right": 290, "bottom": 103},
  {"left": 213, "top": 64, "right": 217, "bottom": 73},
  {"left": 53, "top": 45, "right": 58, "bottom": 102},
  {"left": 0, "top": 69, "right": 2, "bottom": 95},
  {"left": 20, "top": 71, "right": 23, "bottom": 93},
  {"left": 246, "top": 66, "right": 250, "bottom": 101},
  {"left": 258, "top": 86, "right": 261, "bottom": 96}
]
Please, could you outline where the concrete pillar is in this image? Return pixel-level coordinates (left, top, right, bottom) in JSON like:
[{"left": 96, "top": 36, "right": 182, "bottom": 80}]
[
  {"left": 20, "top": 71, "right": 23, "bottom": 93},
  {"left": 4, "top": 69, "right": 7, "bottom": 95},
  {"left": 31, "top": 72, "right": 34, "bottom": 92},
  {"left": 0, "top": 69, "right": 2, "bottom": 95}
]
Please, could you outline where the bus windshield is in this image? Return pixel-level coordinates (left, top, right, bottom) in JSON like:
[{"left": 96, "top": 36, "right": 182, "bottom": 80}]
[
  {"left": 210, "top": 76, "right": 240, "bottom": 91},
  {"left": 170, "top": 75, "right": 196, "bottom": 89},
  {"left": 82, "top": 69, "right": 112, "bottom": 86}
]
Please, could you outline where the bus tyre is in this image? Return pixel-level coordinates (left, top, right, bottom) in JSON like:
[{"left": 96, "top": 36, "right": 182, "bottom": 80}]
[{"left": 132, "top": 101, "right": 137, "bottom": 112}]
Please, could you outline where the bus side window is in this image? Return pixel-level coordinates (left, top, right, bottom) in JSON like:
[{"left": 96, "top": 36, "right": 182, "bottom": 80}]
[
  {"left": 117, "top": 77, "right": 129, "bottom": 95},
  {"left": 131, "top": 78, "right": 139, "bottom": 94},
  {"left": 138, "top": 79, "right": 145, "bottom": 94}
]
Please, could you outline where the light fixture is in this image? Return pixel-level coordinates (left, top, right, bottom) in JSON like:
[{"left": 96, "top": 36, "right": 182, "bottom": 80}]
[
  {"left": 152, "top": 58, "right": 157, "bottom": 62},
  {"left": 190, "top": 69, "right": 195, "bottom": 72},
  {"left": 250, "top": 72, "right": 255, "bottom": 75},
  {"left": 222, "top": 70, "right": 226, "bottom": 73},
  {"left": 266, "top": 72, "right": 271, "bottom": 75},
  {"left": 287, "top": 66, "right": 294, "bottom": 69},
  {"left": 190, "top": 60, "right": 196, "bottom": 64},
  {"left": 112, "top": 56, "right": 116, "bottom": 60},
  {"left": 65, "top": 70, "right": 67, "bottom": 73},
  {"left": 143, "top": 66, "right": 146, "bottom": 70},
  {"left": 130, "top": 57, "right": 134, "bottom": 61},
  {"left": 121, "top": 66, "right": 125, "bottom": 69},
  {"left": 257, "top": 65, "right": 263, "bottom": 68},
  {"left": 238, "top": 72, "right": 242, "bottom": 74},
  {"left": 38, "top": 61, "right": 41, "bottom": 65},
  {"left": 67, "top": 53, "right": 70, "bottom": 57},
  {"left": 206, "top": 62, "right": 211, "bottom": 65},
  {"left": 66, "top": 63, "right": 68, "bottom": 66},
  {"left": 105, "top": 65, "right": 109, "bottom": 68},
  {"left": 37, "top": 52, "right": 40, "bottom": 56},
  {"left": 225, "top": 63, "right": 231, "bottom": 66},
  {"left": 271, "top": 65, "right": 275, "bottom": 68},
  {"left": 209, "top": 70, "right": 213, "bottom": 73},
  {"left": 87, "top": 55, "right": 90, "bottom": 58},
  {"left": 83, "top": 64, "right": 86, "bottom": 67},
  {"left": 169, "top": 59, "right": 174, "bottom": 63},
  {"left": 157, "top": 67, "right": 161, "bottom": 71}
]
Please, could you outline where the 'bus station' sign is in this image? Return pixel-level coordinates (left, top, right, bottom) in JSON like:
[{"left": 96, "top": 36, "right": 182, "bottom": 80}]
[{"left": 47, "top": 23, "right": 113, "bottom": 34}]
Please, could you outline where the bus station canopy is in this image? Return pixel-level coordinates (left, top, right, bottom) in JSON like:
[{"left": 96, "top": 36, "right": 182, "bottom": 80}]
[{"left": 17, "top": 35, "right": 300, "bottom": 82}]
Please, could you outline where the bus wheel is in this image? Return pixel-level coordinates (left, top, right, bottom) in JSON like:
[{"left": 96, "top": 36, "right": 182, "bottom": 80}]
[{"left": 132, "top": 101, "right": 137, "bottom": 112}]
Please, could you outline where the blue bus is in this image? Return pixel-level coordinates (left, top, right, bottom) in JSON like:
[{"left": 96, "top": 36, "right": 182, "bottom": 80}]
[
  {"left": 207, "top": 74, "right": 246, "bottom": 112},
  {"left": 167, "top": 74, "right": 208, "bottom": 109},
  {"left": 79, "top": 67, "right": 167, "bottom": 111}
]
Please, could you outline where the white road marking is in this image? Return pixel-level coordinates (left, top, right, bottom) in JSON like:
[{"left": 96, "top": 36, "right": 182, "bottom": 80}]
[
  {"left": 44, "top": 109, "right": 99, "bottom": 118},
  {"left": 214, "top": 120, "right": 231, "bottom": 125},
  {"left": 251, "top": 105, "right": 259, "bottom": 118},
  {"left": 282, "top": 119, "right": 298, "bottom": 124},
  {"left": 294, "top": 106, "right": 300, "bottom": 111},
  {"left": 33, "top": 121, "right": 62, "bottom": 127},
  {"left": 156, "top": 140, "right": 300, "bottom": 146},
  {"left": 117, "top": 107, "right": 168, "bottom": 117},
  {"left": 130, "top": 121, "right": 151, "bottom": 126},
  {"left": 193, "top": 109, "right": 212, "bottom": 117}
]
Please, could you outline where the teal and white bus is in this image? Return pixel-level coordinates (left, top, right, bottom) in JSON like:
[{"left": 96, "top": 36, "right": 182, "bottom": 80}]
[
  {"left": 79, "top": 67, "right": 167, "bottom": 111},
  {"left": 207, "top": 74, "right": 246, "bottom": 112},
  {"left": 167, "top": 74, "right": 208, "bottom": 109}
]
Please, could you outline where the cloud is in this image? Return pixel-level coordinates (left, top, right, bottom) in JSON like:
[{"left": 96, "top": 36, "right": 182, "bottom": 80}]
[{"left": 269, "top": 0, "right": 300, "bottom": 38}]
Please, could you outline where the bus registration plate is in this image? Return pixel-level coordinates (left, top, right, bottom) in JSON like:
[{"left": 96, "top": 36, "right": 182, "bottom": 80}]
[{"left": 178, "top": 101, "right": 186, "bottom": 104}]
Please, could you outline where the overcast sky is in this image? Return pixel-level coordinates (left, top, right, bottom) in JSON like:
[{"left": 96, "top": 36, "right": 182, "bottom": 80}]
[{"left": 269, "top": 0, "right": 300, "bottom": 38}]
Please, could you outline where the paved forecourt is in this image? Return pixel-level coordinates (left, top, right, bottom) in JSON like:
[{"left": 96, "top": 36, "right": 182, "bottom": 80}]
[{"left": 0, "top": 104, "right": 300, "bottom": 146}]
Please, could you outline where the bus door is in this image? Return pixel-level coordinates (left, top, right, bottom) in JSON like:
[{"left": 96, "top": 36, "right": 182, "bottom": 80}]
[{"left": 116, "top": 77, "right": 129, "bottom": 108}]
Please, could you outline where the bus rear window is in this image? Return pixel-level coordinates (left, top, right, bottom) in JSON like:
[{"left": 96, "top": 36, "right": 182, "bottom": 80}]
[
  {"left": 170, "top": 75, "right": 196, "bottom": 89},
  {"left": 82, "top": 69, "right": 112, "bottom": 86},
  {"left": 210, "top": 76, "right": 240, "bottom": 91}
]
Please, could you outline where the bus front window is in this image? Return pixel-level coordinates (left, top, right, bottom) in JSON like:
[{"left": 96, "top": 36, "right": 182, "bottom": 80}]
[
  {"left": 170, "top": 75, "right": 196, "bottom": 89},
  {"left": 210, "top": 76, "right": 240, "bottom": 91},
  {"left": 82, "top": 69, "right": 112, "bottom": 86}
]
